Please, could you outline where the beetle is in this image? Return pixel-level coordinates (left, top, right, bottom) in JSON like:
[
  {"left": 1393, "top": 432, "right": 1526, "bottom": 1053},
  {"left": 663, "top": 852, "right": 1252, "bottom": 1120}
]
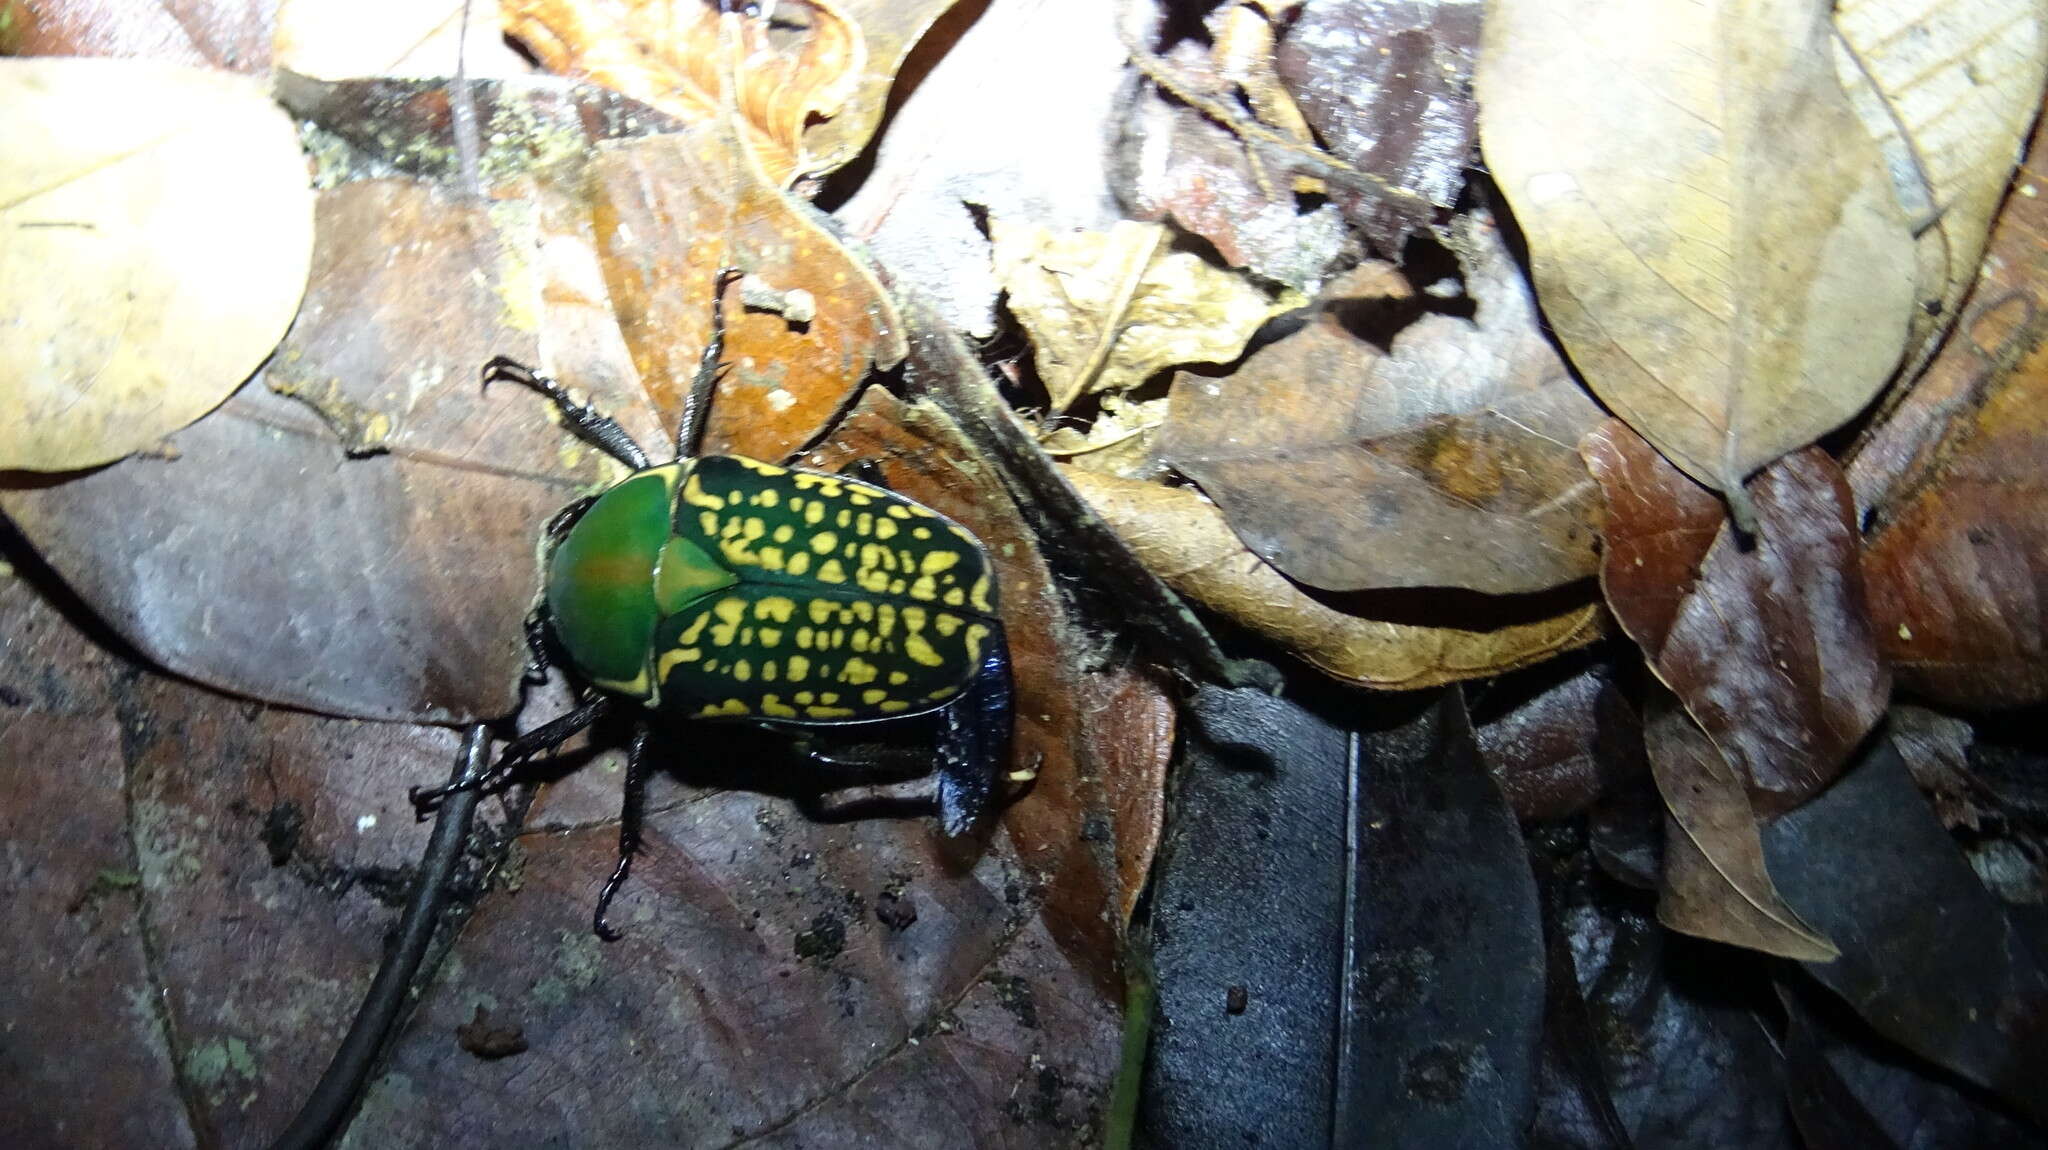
[{"left": 411, "top": 270, "right": 1015, "bottom": 939}]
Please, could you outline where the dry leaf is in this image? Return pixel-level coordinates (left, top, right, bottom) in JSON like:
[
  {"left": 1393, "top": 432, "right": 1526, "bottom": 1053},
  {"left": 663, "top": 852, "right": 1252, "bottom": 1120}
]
[
  {"left": 1276, "top": 0, "right": 1483, "bottom": 254},
  {"left": 1833, "top": 0, "right": 2048, "bottom": 372},
  {"left": 589, "top": 123, "right": 905, "bottom": 460},
  {"left": 991, "top": 216, "right": 1301, "bottom": 412},
  {"left": 502, "top": 0, "right": 864, "bottom": 186},
  {"left": 2, "top": 0, "right": 273, "bottom": 70},
  {"left": 1863, "top": 303, "right": 2048, "bottom": 708},
  {"left": 274, "top": 0, "right": 531, "bottom": 79},
  {"left": 1064, "top": 470, "right": 1603, "bottom": 690},
  {"left": 1583, "top": 421, "right": 1891, "bottom": 814},
  {"left": 0, "top": 58, "right": 312, "bottom": 471},
  {"left": 1478, "top": 0, "right": 1918, "bottom": 514},
  {"left": 1648, "top": 699, "right": 1841, "bottom": 962},
  {"left": 795, "top": 0, "right": 971, "bottom": 181},
  {"left": 1158, "top": 215, "right": 1606, "bottom": 595}
]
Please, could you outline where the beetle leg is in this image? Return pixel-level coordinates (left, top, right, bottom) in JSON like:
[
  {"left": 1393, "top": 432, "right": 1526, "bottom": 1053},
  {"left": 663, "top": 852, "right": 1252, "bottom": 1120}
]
[
  {"left": 408, "top": 696, "right": 612, "bottom": 816},
  {"left": 676, "top": 267, "right": 746, "bottom": 460},
  {"left": 931, "top": 627, "right": 1014, "bottom": 836},
  {"left": 592, "top": 722, "right": 653, "bottom": 941},
  {"left": 482, "top": 357, "right": 651, "bottom": 471},
  {"left": 520, "top": 607, "right": 554, "bottom": 685}
]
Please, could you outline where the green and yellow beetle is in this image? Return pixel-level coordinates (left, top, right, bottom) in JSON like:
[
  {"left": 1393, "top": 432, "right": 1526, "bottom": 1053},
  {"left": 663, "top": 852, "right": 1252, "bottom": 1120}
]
[{"left": 412, "top": 272, "right": 1014, "bottom": 939}]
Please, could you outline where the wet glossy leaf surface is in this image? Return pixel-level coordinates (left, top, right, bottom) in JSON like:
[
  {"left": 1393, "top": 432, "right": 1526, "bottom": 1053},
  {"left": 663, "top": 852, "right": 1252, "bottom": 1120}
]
[
  {"left": 1584, "top": 422, "right": 1889, "bottom": 814},
  {"left": 1763, "top": 731, "right": 2048, "bottom": 1123}
]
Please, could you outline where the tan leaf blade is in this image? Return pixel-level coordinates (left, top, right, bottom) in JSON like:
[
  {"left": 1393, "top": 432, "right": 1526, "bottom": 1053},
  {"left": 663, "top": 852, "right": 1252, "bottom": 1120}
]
[
  {"left": 1157, "top": 215, "right": 1607, "bottom": 595},
  {"left": 1478, "top": 0, "right": 1918, "bottom": 513},
  {"left": 0, "top": 58, "right": 313, "bottom": 471},
  {"left": 1833, "top": 0, "right": 2048, "bottom": 374},
  {"left": 991, "top": 216, "right": 1301, "bottom": 412},
  {"left": 1648, "top": 699, "right": 1841, "bottom": 962},
  {"left": 1063, "top": 469, "right": 1602, "bottom": 690}
]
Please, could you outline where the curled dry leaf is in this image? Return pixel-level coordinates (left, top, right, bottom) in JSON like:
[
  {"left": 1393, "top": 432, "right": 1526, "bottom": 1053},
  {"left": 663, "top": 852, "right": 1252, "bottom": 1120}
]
[
  {"left": 1478, "top": 0, "right": 1917, "bottom": 513},
  {"left": 991, "top": 216, "right": 1302, "bottom": 412},
  {"left": 1158, "top": 215, "right": 1606, "bottom": 595},
  {"left": 795, "top": 0, "right": 974, "bottom": 180},
  {"left": 1647, "top": 698, "right": 1840, "bottom": 962},
  {"left": 502, "top": 0, "right": 865, "bottom": 186},
  {"left": 1275, "top": 0, "right": 1483, "bottom": 255},
  {"left": 589, "top": 123, "right": 905, "bottom": 460},
  {"left": 1833, "top": 0, "right": 2048, "bottom": 372},
  {"left": 1583, "top": 421, "right": 1891, "bottom": 814},
  {"left": 0, "top": 58, "right": 313, "bottom": 471},
  {"left": 273, "top": 0, "right": 532, "bottom": 80},
  {"left": 1064, "top": 470, "right": 1603, "bottom": 690}
]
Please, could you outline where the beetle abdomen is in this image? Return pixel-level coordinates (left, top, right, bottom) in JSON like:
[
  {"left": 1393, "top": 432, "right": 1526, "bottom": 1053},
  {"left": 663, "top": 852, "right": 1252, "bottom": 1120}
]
[{"left": 650, "top": 456, "right": 999, "bottom": 722}]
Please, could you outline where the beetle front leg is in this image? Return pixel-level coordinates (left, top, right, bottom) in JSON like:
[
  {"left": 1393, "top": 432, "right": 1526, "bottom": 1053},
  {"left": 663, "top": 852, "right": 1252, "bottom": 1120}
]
[
  {"left": 482, "top": 358, "right": 652, "bottom": 471},
  {"left": 592, "top": 722, "right": 653, "bottom": 941},
  {"left": 676, "top": 267, "right": 745, "bottom": 459},
  {"left": 408, "top": 696, "right": 612, "bottom": 815}
]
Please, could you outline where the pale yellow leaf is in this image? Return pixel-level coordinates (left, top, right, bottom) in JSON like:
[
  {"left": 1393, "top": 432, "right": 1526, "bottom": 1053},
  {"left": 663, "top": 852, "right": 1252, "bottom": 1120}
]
[
  {"left": 0, "top": 59, "right": 313, "bottom": 471},
  {"left": 992, "top": 216, "right": 1302, "bottom": 412},
  {"left": 1477, "top": 0, "right": 1919, "bottom": 511},
  {"left": 275, "top": 0, "right": 531, "bottom": 80},
  {"left": 1832, "top": 0, "right": 2048, "bottom": 369}
]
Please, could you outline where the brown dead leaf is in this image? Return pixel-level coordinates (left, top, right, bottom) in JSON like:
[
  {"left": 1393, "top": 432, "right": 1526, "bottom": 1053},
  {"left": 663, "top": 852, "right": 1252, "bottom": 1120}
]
[
  {"left": 1474, "top": 660, "right": 1646, "bottom": 822},
  {"left": 795, "top": 0, "right": 972, "bottom": 180},
  {"left": 991, "top": 216, "right": 1301, "bottom": 413},
  {"left": 1583, "top": 421, "right": 1891, "bottom": 814},
  {"left": 1275, "top": 0, "right": 1483, "bottom": 255},
  {"left": 1833, "top": 0, "right": 2048, "bottom": 374},
  {"left": 0, "top": 58, "right": 313, "bottom": 471},
  {"left": 2, "top": 0, "right": 275, "bottom": 71},
  {"left": 1648, "top": 698, "right": 1841, "bottom": 962},
  {"left": 503, "top": 0, "right": 864, "bottom": 186},
  {"left": 589, "top": 123, "right": 905, "bottom": 460},
  {"left": 1038, "top": 393, "right": 1173, "bottom": 481},
  {"left": 1119, "top": 44, "right": 1354, "bottom": 291},
  {"left": 1065, "top": 470, "right": 1603, "bottom": 690},
  {"left": 1862, "top": 310, "right": 2048, "bottom": 709},
  {"left": 1158, "top": 214, "right": 1606, "bottom": 595},
  {"left": 1478, "top": 0, "right": 1918, "bottom": 514}
]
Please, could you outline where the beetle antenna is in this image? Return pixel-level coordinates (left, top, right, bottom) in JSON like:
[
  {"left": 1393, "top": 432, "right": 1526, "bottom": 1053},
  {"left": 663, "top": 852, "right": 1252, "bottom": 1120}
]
[{"left": 676, "top": 267, "right": 745, "bottom": 460}]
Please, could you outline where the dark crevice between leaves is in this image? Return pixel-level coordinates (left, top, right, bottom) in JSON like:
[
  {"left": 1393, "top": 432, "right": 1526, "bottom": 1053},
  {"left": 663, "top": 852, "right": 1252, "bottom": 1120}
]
[{"left": 108, "top": 668, "right": 221, "bottom": 1150}]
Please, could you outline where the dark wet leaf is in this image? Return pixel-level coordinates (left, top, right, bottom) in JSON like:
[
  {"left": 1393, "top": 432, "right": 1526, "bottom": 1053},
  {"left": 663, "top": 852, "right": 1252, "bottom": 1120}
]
[
  {"left": 1473, "top": 656, "right": 1644, "bottom": 823},
  {"left": 1338, "top": 690, "right": 1544, "bottom": 1148},
  {"left": 1160, "top": 213, "right": 1604, "bottom": 596},
  {"left": 1275, "top": 0, "right": 1481, "bottom": 255},
  {"left": 1583, "top": 422, "right": 1889, "bottom": 814},
  {"left": 1141, "top": 686, "right": 1351, "bottom": 1147},
  {"left": 1783, "top": 983, "right": 2048, "bottom": 1150},
  {"left": 1763, "top": 730, "right": 2048, "bottom": 1123}
]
